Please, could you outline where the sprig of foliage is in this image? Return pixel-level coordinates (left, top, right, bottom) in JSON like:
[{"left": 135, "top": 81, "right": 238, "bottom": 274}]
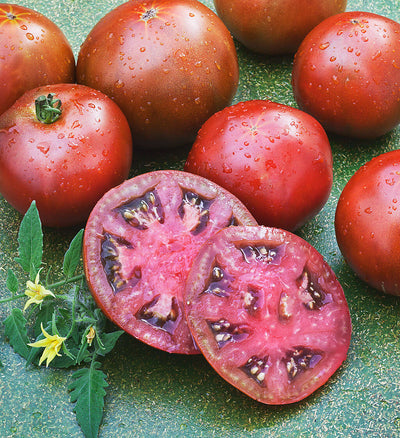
[{"left": 0, "top": 201, "right": 124, "bottom": 438}]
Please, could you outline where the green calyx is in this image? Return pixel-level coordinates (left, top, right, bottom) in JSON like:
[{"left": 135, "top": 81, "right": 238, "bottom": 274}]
[{"left": 35, "top": 93, "right": 62, "bottom": 124}]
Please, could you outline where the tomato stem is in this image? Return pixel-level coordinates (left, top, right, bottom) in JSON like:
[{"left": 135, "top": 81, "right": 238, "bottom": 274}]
[{"left": 35, "top": 93, "right": 62, "bottom": 124}]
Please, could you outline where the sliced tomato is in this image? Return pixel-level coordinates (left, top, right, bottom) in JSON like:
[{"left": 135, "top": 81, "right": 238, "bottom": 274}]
[
  {"left": 184, "top": 226, "right": 351, "bottom": 403},
  {"left": 83, "top": 170, "right": 257, "bottom": 354}
]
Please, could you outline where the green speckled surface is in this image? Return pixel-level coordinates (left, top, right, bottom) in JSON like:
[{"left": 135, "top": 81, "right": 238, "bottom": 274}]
[{"left": 1, "top": 1, "right": 399, "bottom": 437}]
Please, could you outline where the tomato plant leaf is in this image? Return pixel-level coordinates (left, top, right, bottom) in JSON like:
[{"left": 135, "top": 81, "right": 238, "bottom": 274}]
[
  {"left": 69, "top": 360, "right": 108, "bottom": 438},
  {"left": 63, "top": 229, "right": 84, "bottom": 279},
  {"left": 14, "top": 201, "right": 43, "bottom": 279},
  {"left": 4, "top": 308, "right": 30, "bottom": 359},
  {"left": 6, "top": 269, "right": 19, "bottom": 294},
  {"left": 96, "top": 330, "right": 124, "bottom": 356}
]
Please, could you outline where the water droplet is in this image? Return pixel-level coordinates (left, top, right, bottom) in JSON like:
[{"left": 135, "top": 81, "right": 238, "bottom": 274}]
[
  {"left": 364, "top": 207, "right": 372, "bottom": 214},
  {"left": 222, "top": 163, "right": 232, "bottom": 174},
  {"left": 140, "top": 47, "right": 146, "bottom": 52},
  {"left": 115, "top": 79, "right": 125, "bottom": 88},
  {"left": 37, "top": 143, "right": 49, "bottom": 154},
  {"left": 319, "top": 42, "right": 330, "bottom": 50},
  {"left": 26, "top": 33, "right": 34, "bottom": 40}
]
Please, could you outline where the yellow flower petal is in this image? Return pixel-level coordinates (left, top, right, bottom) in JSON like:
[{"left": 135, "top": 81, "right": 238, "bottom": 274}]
[
  {"left": 28, "top": 323, "right": 66, "bottom": 367},
  {"left": 23, "top": 273, "right": 55, "bottom": 311}
]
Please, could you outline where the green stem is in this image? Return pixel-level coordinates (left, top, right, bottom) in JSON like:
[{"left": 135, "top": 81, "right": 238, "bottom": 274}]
[
  {"left": 0, "top": 293, "right": 25, "bottom": 304},
  {"left": 35, "top": 93, "right": 62, "bottom": 124},
  {"left": 66, "top": 285, "right": 79, "bottom": 339},
  {"left": 48, "top": 273, "right": 85, "bottom": 289}
]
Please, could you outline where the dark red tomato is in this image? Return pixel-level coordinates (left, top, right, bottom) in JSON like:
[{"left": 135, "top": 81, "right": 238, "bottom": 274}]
[
  {"left": 213, "top": 0, "right": 347, "bottom": 55},
  {"left": 76, "top": 0, "right": 239, "bottom": 150},
  {"left": 184, "top": 100, "right": 333, "bottom": 231},
  {"left": 0, "top": 84, "right": 132, "bottom": 228},
  {"left": 0, "top": 4, "right": 75, "bottom": 116},
  {"left": 184, "top": 226, "right": 351, "bottom": 404},
  {"left": 83, "top": 170, "right": 257, "bottom": 354},
  {"left": 335, "top": 150, "right": 400, "bottom": 296},
  {"left": 292, "top": 11, "right": 400, "bottom": 139}
]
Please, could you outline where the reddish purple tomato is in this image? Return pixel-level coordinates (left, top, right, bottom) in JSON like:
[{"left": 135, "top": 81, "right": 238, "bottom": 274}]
[
  {"left": 184, "top": 225, "right": 351, "bottom": 404},
  {"left": 0, "top": 84, "right": 133, "bottom": 228},
  {"left": 292, "top": 11, "right": 400, "bottom": 139},
  {"left": 184, "top": 100, "right": 333, "bottom": 231},
  {"left": 76, "top": 0, "right": 239, "bottom": 150},
  {"left": 0, "top": 4, "right": 75, "bottom": 116},
  {"left": 335, "top": 150, "right": 400, "bottom": 296},
  {"left": 83, "top": 170, "right": 257, "bottom": 354},
  {"left": 213, "top": 0, "right": 347, "bottom": 55}
]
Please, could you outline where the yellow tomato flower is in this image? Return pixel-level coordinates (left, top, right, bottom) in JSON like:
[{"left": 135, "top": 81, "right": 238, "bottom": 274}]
[
  {"left": 24, "top": 271, "right": 55, "bottom": 311},
  {"left": 86, "top": 326, "right": 96, "bottom": 346},
  {"left": 28, "top": 323, "right": 66, "bottom": 367}
]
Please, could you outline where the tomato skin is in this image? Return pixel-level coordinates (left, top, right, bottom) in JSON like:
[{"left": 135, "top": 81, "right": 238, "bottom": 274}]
[
  {"left": 76, "top": 0, "right": 239, "bottom": 150},
  {"left": 292, "top": 11, "right": 400, "bottom": 139},
  {"left": 0, "top": 84, "right": 133, "bottom": 228},
  {"left": 184, "top": 100, "right": 333, "bottom": 231},
  {"left": 83, "top": 170, "right": 257, "bottom": 354},
  {"left": 0, "top": 4, "right": 75, "bottom": 116},
  {"left": 184, "top": 225, "right": 351, "bottom": 404},
  {"left": 213, "top": 0, "right": 347, "bottom": 55},
  {"left": 335, "top": 150, "right": 400, "bottom": 296}
]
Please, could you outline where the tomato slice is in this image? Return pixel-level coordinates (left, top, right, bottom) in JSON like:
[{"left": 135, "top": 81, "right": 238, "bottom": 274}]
[
  {"left": 83, "top": 170, "right": 257, "bottom": 354},
  {"left": 184, "top": 226, "right": 351, "bottom": 403}
]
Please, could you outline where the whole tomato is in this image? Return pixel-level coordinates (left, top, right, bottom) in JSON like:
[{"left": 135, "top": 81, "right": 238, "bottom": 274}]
[
  {"left": 335, "top": 150, "right": 400, "bottom": 296},
  {"left": 292, "top": 11, "right": 400, "bottom": 139},
  {"left": 76, "top": 0, "right": 239, "bottom": 150},
  {"left": 213, "top": 0, "right": 347, "bottom": 55},
  {"left": 0, "top": 84, "right": 133, "bottom": 228},
  {"left": 0, "top": 4, "right": 75, "bottom": 116},
  {"left": 184, "top": 100, "right": 333, "bottom": 231}
]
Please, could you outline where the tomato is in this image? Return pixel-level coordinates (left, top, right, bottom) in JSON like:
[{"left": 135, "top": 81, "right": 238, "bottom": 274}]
[
  {"left": 184, "top": 226, "right": 351, "bottom": 404},
  {"left": 292, "top": 11, "right": 400, "bottom": 139},
  {"left": 335, "top": 150, "right": 400, "bottom": 296},
  {"left": 184, "top": 100, "right": 333, "bottom": 231},
  {"left": 83, "top": 170, "right": 257, "bottom": 354},
  {"left": 0, "top": 4, "right": 75, "bottom": 116},
  {"left": 0, "top": 84, "right": 133, "bottom": 228},
  {"left": 76, "top": 0, "right": 239, "bottom": 150},
  {"left": 213, "top": 0, "right": 347, "bottom": 55}
]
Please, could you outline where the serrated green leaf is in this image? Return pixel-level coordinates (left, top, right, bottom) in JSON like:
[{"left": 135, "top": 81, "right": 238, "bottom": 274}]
[
  {"left": 14, "top": 201, "right": 43, "bottom": 279},
  {"left": 63, "top": 229, "right": 84, "bottom": 279},
  {"left": 96, "top": 330, "right": 124, "bottom": 356},
  {"left": 6, "top": 269, "right": 19, "bottom": 294},
  {"left": 0, "top": 358, "right": 3, "bottom": 368},
  {"left": 69, "top": 361, "right": 108, "bottom": 438},
  {"left": 4, "top": 308, "right": 30, "bottom": 359}
]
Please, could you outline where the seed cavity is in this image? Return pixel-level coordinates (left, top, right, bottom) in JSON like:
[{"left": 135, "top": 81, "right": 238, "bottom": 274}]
[
  {"left": 241, "top": 355, "right": 270, "bottom": 386},
  {"left": 297, "top": 268, "right": 333, "bottom": 310},
  {"left": 241, "top": 287, "right": 261, "bottom": 315},
  {"left": 208, "top": 319, "right": 250, "bottom": 348},
  {"left": 283, "top": 346, "right": 323, "bottom": 381},
  {"left": 100, "top": 232, "right": 141, "bottom": 293},
  {"left": 116, "top": 189, "right": 164, "bottom": 230},
  {"left": 135, "top": 294, "right": 180, "bottom": 335},
  {"left": 239, "top": 244, "right": 283, "bottom": 264},
  {"left": 202, "top": 265, "right": 232, "bottom": 297},
  {"left": 179, "top": 190, "right": 213, "bottom": 235},
  {"left": 278, "top": 291, "right": 293, "bottom": 321}
]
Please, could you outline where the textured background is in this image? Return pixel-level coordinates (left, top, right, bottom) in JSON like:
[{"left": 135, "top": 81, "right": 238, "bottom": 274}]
[{"left": 0, "top": 1, "right": 399, "bottom": 437}]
